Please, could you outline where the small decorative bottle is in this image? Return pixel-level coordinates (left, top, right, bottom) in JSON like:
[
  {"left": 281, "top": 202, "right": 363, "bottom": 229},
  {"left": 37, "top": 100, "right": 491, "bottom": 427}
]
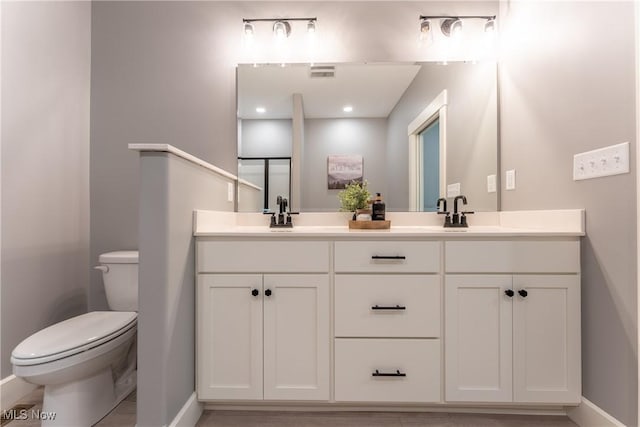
[{"left": 371, "top": 193, "right": 386, "bottom": 221}]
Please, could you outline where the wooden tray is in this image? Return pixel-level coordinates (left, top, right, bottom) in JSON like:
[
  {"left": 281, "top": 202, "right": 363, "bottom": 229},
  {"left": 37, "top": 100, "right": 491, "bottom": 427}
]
[{"left": 348, "top": 220, "right": 391, "bottom": 230}]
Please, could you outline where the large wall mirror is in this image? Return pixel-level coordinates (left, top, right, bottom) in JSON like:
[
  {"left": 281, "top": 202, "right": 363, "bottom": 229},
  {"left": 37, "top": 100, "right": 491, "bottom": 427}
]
[{"left": 236, "top": 61, "right": 498, "bottom": 213}]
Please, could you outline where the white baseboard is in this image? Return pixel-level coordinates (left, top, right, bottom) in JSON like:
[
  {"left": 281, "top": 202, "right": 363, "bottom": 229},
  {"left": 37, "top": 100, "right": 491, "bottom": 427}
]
[
  {"left": 567, "top": 397, "right": 625, "bottom": 427},
  {"left": 168, "top": 392, "right": 203, "bottom": 427},
  {"left": 0, "top": 375, "right": 38, "bottom": 412}
]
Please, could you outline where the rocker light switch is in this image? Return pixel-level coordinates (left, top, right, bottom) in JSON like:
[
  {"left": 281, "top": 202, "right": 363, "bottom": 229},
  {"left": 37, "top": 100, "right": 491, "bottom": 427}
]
[
  {"left": 487, "top": 174, "right": 497, "bottom": 193},
  {"left": 227, "top": 182, "right": 234, "bottom": 202},
  {"left": 505, "top": 169, "right": 516, "bottom": 190},
  {"left": 447, "top": 183, "right": 461, "bottom": 197}
]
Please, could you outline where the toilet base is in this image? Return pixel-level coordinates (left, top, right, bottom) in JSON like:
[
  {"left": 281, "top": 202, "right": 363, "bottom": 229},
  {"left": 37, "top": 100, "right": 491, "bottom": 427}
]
[{"left": 41, "top": 367, "right": 136, "bottom": 427}]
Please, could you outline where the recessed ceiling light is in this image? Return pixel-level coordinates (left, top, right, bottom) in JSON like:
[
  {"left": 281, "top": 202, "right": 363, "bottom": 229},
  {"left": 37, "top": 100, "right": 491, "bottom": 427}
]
[
  {"left": 256, "top": 107, "right": 266, "bottom": 113},
  {"left": 343, "top": 106, "right": 353, "bottom": 113}
]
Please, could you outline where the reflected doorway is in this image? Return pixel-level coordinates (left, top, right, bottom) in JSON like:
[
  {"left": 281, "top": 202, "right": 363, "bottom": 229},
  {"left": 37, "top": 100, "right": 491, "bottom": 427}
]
[
  {"left": 408, "top": 90, "right": 447, "bottom": 212},
  {"left": 419, "top": 119, "right": 440, "bottom": 212}
]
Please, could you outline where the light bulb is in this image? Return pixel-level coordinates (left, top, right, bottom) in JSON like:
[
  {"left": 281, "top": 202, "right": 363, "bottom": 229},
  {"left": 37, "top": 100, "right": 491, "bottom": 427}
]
[
  {"left": 441, "top": 18, "right": 463, "bottom": 38},
  {"left": 256, "top": 107, "right": 266, "bottom": 114},
  {"left": 484, "top": 18, "right": 496, "bottom": 33},
  {"left": 419, "top": 19, "right": 431, "bottom": 41},
  {"left": 243, "top": 21, "right": 254, "bottom": 37},
  {"left": 307, "top": 20, "right": 317, "bottom": 34},
  {"left": 343, "top": 106, "right": 353, "bottom": 113},
  {"left": 451, "top": 19, "right": 463, "bottom": 37},
  {"left": 273, "top": 21, "right": 291, "bottom": 39}
]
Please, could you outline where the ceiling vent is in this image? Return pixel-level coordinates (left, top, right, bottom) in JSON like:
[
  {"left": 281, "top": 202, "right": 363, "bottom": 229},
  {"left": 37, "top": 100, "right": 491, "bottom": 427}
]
[{"left": 309, "top": 65, "right": 335, "bottom": 78}]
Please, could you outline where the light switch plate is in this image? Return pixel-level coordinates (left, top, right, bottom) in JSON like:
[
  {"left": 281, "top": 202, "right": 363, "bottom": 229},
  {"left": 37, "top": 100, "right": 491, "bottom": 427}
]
[
  {"left": 573, "top": 141, "right": 630, "bottom": 180},
  {"left": 447, "top": 183, "right": 461, "bottom": 197},
  {"left": 227, "top": 182, "right": 235, "bottom": 202},
  {"left": 505, "top": 169, "right": 516, "bottom": 190},
  {"left": 487, "top": 174, "right": 497, "bottom": 193}
]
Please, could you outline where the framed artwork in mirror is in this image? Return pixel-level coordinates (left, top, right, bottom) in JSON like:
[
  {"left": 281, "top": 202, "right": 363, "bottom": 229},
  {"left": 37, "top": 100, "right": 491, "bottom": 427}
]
[{"left": 327, "top": 155, "right": 363, "bottom": 189}]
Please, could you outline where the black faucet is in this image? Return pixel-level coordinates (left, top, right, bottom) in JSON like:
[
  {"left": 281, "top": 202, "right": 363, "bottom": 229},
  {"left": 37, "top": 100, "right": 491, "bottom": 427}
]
[
  {"left": 436, "top": 197, "right": 451, "bottom": 227},
  {"left": 264, "top": 195, "right": 299, "bottom": 228},
  {"left": 449, "top": 195, "right": 474, "bottom": 228}
]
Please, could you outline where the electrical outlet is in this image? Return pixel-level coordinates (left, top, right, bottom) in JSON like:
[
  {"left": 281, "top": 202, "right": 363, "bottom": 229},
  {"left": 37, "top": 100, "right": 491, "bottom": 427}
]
[
  {"left": 487, "top": 174, "right": 497, "bottom": 193},
  {"left": 447, "top": 183, "right": 461, "bottom": 197},
  {"left": 573, "top": 142, "right": 630, "bottom": 181},
  {"left": 505, "top": 169, "right": 516, "bottom": 190}
]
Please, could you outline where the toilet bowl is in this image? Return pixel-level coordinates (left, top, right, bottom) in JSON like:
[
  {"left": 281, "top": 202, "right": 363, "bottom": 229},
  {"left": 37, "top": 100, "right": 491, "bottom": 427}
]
[{"left": 11, "top": 251, "right": 139, "bottom": 427}]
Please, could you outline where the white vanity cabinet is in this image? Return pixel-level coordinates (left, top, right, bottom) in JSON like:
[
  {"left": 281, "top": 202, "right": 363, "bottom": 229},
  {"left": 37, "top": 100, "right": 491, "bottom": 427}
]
[
  {"left": 333, "top": 241, "right": 442, "bottom": 403},
  {"left": 444, "top": 240, "right": 581, "bottom": 405},
  {"left": 196, "top": 240, "right": 330, "bottom": 401},
  {"left": 194, "top": 230, "right": 583, "bottom": 409}
]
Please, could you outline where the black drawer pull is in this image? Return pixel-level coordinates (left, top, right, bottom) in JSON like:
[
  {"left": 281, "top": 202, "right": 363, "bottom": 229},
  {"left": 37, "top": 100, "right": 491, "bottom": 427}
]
[
  {"left": 372, "top": 369, "right": 406, "bottom": 377},
  {"left": 371, "top": 305, "right": 406, "bottom": 310},
  {"left": 371, "top": 255, "right": 406, "bottom": 260}
]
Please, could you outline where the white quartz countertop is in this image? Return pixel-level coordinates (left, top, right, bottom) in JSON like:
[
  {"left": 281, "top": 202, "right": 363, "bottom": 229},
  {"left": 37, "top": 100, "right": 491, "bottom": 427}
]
[
  {"left": 195, "top": 225, "right": 582, "bottom": 238},
  {"left": 193, "top": 210, "right": 585, "bottom": 238}
]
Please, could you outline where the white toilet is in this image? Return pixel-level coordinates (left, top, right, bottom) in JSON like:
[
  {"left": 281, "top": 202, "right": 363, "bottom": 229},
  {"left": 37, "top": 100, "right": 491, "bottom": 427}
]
[{"left": 11, "top": 251, "right": 139, "bottom": 427}]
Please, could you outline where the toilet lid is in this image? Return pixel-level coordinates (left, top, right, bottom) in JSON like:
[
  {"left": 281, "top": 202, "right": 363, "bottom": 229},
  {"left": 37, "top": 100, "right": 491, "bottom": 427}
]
[
  {"left": 99, "top": 250, "right": 138, "bottom": 264},
  {"left": 11, "top": 311, "right": 137, "bottom": 364}
]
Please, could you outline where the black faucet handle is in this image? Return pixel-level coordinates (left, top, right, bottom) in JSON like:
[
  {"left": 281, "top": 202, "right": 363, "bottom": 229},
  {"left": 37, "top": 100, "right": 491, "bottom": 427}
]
[
  {"left": 436, "top": 197, "right": 447, "bottom": 213},
  {"left": 461, "top": 211, "right": 475, "bottom": 215},
  {"left": 437, "top": 211, "right": 450, "bottom": 215}
]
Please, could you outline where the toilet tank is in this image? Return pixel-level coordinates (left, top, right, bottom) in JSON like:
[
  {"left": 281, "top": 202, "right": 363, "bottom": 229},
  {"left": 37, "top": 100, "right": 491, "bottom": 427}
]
[{"left": 98, "top": 251, "right": 138, "bottom": 311}]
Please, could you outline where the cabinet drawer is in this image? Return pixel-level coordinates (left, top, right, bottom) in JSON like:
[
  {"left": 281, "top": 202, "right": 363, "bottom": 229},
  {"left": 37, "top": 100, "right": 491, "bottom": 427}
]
[
  {"left": 335, "top": 275, "right": 440, "bottom": 338},
  {"left": 334, "top": 339, "right": 440, "bottom": 402},
  {"left": 445, "top": 240, "right": 580, "bottom": 273},
  {"left": 197, "top": 240, "right": 329, "bottom": 273},
  {"left": 335, "top": 241, "right": 440, "bottom": 273}
]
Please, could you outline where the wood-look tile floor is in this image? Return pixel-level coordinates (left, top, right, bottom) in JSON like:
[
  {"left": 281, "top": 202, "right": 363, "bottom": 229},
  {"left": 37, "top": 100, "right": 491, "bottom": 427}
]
[
  {"left": 196, "top": 411, "right": 578, "bottom": 427},
  {"left": 3, "top": 387, "right": 136, "bottom": 427},
  {"left": 6, "top": 389, "right": 578, "bottom": 427}
]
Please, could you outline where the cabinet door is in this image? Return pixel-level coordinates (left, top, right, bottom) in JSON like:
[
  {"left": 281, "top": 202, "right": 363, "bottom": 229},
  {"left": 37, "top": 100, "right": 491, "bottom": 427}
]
[
  {"left": 445, "top": 275, "right": 513, "bottom": 402},
  {"left": 263, "top": 275, "right": 330, "bottom": 400},
  {"left": 513, "top": 275, "right": 581, "bottom": 404},
  {"left": 197, "top": 274, "right": 263, "bottom": 400}
]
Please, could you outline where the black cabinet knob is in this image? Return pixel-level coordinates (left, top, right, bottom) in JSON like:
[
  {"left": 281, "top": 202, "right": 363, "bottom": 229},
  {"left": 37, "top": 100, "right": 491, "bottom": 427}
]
[
  {"left": 251, "top": 289, "right": 259, "bottom": 297},
  {"left": 504, "top": 289, "right": 514, "bottom": 297},
  {"left": 518, "top": 289, "right": 528, "bottom": 298},
  {"left": 265, "top": 289, "right": 272, "bottom": 297}
]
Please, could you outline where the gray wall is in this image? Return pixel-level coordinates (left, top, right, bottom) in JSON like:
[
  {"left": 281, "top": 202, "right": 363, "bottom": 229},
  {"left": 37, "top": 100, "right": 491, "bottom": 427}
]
[
  {"left": 240, "top": 119, "right": 292, "bottom": 157},
  {"left": 1, "top": 1, "right": 91, "bottom": 379},
  {"left": 303, "top": 118, "right": 388, "bottom": 211},
  {"left": 387, "top": 62, "right": 498, "bottom": 212},
  {"left": 88, "top": 1, "right": 639, "bottom": 424},
  {"left": 138, "top": 152, "right": 234, "bottom": 426},
  {"left": 499, "top": 2, "right": 637, "bottom": 425},
  {"left": 90, "top": 0, "right": 497, "bottom": 309}
]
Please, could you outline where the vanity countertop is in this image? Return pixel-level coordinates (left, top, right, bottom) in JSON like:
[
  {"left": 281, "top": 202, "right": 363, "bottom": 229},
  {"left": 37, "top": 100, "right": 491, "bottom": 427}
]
[
  {"left": 194, "top": 225, "right": 583, "bottom": 238},
  {"left": 193, "top": 210, "right": 585, "bottom": 238}
]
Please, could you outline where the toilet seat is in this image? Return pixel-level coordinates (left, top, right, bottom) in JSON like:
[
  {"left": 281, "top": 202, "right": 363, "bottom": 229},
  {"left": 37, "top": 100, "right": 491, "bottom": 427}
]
[{"left": 11, "top": 311, "right": 137, "bottom": 366}]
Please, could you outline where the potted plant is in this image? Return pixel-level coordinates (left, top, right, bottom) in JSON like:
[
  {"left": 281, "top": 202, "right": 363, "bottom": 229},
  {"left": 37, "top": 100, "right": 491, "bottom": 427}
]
[{"left": 337, "top": 181, "right": 372, "bottom": 220}]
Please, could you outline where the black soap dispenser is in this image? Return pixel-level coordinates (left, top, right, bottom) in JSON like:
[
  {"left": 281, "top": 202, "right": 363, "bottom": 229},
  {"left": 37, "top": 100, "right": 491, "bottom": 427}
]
[{"left": 372, "top": 193, "right": 386, "bottom": 221}]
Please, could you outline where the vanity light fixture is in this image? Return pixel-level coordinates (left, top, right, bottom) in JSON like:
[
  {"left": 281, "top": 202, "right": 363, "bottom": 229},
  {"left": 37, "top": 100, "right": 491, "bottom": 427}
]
[
  {"left": 441, "top": 18, "right": 463, "bottom": 38},
  {"left": 273, "top": 20, "right": 291, "bottom": 39},
  {"left": 307, "top": 19, "right": 317, "bottom": 34},
  {"left": 256, "top": 107, "right": 266, "bottom": 114},
  {"left": 484, "top": 18, "right": 496, "bottom": 33},
  {"left": 343, "top": 106, "right": 353, "bottom": 113},
  {"left": 419, "top": 15, "right": 496, "bottom": 38},
  {"left": 243, "top": 21, "right": 255, "bottom": 37},
  {"left": 242, "top": 17, "right": 318, "bottom": 40},
  {"left": 419, "top": 18, "right": 431, "bottom": 40}
]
